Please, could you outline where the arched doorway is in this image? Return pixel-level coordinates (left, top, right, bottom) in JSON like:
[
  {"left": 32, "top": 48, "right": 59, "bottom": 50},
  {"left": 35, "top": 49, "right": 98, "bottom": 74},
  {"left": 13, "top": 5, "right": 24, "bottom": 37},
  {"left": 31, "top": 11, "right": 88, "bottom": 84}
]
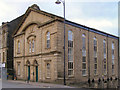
[
  {"left": 33, "top": 60, "right": 38, "bottom": 82},
  {"left": 26, "top": 60, "right": 30, "bottom": 81}
]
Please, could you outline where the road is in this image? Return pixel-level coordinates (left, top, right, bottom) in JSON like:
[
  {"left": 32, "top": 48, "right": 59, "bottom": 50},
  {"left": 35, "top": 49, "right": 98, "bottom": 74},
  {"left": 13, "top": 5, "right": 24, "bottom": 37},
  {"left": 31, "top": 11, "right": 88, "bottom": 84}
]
[
  {"left": 1, "top": 80, "right": 117, "bottom": 90},
  {"left": 2, "top": 80, "right": 74, "bottom": 88}
]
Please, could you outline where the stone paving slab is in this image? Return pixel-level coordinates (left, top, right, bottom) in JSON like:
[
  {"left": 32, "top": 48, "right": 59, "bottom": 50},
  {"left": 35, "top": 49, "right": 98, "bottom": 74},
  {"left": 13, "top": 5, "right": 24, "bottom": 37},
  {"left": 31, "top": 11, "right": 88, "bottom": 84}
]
[{"left": 7, "top": 80, "right": 74, "bottom": 88}]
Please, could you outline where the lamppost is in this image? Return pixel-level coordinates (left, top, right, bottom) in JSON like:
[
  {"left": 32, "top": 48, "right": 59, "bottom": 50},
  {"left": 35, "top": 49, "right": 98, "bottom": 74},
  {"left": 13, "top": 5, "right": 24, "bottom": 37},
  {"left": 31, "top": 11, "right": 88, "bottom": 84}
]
[{"left": 55, "top": 0, "right": 66, "bottom": 85}]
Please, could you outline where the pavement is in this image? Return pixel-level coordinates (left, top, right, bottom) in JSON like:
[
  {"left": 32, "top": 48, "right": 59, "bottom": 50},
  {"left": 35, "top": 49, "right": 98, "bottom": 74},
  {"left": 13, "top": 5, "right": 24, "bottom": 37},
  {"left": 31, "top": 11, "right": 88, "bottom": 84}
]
[{"left": 2, "top": 80, "right": 75, "bottom": 88}]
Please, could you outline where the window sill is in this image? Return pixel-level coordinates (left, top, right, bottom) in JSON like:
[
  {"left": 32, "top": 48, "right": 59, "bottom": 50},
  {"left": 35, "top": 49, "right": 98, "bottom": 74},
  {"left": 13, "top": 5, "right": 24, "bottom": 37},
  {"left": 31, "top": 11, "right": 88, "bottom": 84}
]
[
  {"left": 17, "top": 52, "right": 20, "bottom": 54},
  {"left": 46, "top": 77, "right": 51, "bottom": 79},
  {"left": 82, "top": 75, "right": 88, "bottom": 77},
  {"left": 103, "top": 74, "right": 107, "bottom": 76},
  {"left": 112, "top": 74, "right": 115, "bottom": 76},
  {"left": 94, "top": 74, "right": 98, "bottom": 76},
  {"left": 32, "top": 51, "right": 35, "bottom": 53},
  {"left": 45, "top": 47, "right": 51, "bottom": 49},
  {"left": 68, "top": 75, "right": 74, "bottom": 78},
  {"left": 29, "top": 52, "right": 35, "bottom": 54}
]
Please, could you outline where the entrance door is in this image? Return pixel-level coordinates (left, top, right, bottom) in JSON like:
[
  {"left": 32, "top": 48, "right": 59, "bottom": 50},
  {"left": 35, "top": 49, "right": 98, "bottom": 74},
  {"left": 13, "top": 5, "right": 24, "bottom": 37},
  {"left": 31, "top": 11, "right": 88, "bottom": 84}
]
[
  {"left": 28, "top": 66, "right": 30, "bottom": 80},
  {"left": 36, "top": 66, "right": 38, "bottom": 82}
]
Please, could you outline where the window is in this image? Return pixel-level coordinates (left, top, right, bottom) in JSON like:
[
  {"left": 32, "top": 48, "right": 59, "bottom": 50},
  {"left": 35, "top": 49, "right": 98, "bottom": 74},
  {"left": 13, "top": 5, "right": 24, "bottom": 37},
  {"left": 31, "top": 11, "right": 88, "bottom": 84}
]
[
  {"left": 46, "top": 32, "right": 50, "bottom": 48},
  {"left": 94, "top": 37, "right": 97, "bottom": 75},
  {"left": 17, "top": 41, "right": 20, "bottom": 53},
  {"left": 0, "top": 40, "right": 1, "bottom": 48},
  {"left": 29, "top": 41, "right": 31, "bottom": 53},
  {"left": 103, "top": 40, "right": 107, "bottom": 75},
  {"left": 3, "top": 52, "right": 5, "bottom": 63},
  {"left": 0, "top": 53, "right": 1, "bottom": 63},
  {"left": 17, "top": 63, "right": 21, "bottom": 76},
  {"left": 2, "top": 32, "right": 5, "bottom": 47},
  {"left": 29, "top": 39, "right": 35, "bottom": 53},
  {"left": 112, "top": 42, "right": 114, "bottom": 74},
  {"left": 94, "top": 58, "right": 97, "bottom": 75},
  {"left": 32, "top": 40, "right": 34, "bottom": 52},
  {"left": 46, "top": 63, "right": 51, "bottom": 78},
  {"left": 82, "top": 34, "right": 86, "bottom": 76},
  {"left": 68, "top": 30, "right": 74, "bottom": 76}
]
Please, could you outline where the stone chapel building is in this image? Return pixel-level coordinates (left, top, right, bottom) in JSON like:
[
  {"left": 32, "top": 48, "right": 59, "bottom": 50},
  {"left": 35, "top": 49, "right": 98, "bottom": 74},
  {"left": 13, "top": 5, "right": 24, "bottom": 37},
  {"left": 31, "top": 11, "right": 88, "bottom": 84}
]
[{"left": 13, "top": 4, "right": 119, "bottom": 88}]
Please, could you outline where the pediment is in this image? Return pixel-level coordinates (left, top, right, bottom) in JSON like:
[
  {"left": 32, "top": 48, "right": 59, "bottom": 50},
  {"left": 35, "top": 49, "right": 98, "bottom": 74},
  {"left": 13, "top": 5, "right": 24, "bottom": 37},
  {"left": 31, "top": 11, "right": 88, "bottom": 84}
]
[{"left": 14, "top": 9, "right": 55, "bottom": 36}]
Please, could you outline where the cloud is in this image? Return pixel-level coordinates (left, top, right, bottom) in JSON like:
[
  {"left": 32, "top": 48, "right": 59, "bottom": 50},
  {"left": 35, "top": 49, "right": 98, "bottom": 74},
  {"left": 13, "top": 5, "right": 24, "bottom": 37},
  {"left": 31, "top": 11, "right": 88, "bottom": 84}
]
[
  {"left": 0, "top": 1, "right": 13, "bottom": 23},
  {"left": 3, "top": 0, "right": 56, "bottom": 3},
  {"left": 65, "top": 2, "right": 118, "bottom": 36},
  {"left": 0, "top": 1, "right": 13, "bottom": 16},
  {"left": 0, "top": 0, "right": 118, "bottom": 36},
  {"left": 66, "top": 0, "right": 119, "bottom": 2},
  {"left": 71, "top": 18, "right": 117, "bottom": 36},
  {"left": 82, "top": 19, "right": 112, "bottom": 28}
]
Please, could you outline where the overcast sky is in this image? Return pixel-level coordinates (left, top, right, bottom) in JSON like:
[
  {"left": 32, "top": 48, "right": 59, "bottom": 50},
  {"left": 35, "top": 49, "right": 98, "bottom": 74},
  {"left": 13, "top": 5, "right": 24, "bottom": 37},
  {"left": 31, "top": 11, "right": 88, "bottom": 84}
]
[{"left": 0, "top": 0, "right": 119, "bottom": 36}]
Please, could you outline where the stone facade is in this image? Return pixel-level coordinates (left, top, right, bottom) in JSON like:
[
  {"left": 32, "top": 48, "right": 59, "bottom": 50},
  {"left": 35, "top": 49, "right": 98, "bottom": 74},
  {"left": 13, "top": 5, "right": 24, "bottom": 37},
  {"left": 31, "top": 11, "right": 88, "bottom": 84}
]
[
  {"left": 13, "top": 4, "right": 119, "bottom": 88},
  {"left": 0, "top": 15, "right": 23, "bottom": 78}
]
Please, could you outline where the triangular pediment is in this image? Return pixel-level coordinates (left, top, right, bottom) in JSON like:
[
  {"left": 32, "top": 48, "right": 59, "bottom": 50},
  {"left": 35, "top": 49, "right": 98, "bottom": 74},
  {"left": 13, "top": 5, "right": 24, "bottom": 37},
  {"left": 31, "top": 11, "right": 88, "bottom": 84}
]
[{"left": 13, "top": 5, "right": 57, "bottom": 36}]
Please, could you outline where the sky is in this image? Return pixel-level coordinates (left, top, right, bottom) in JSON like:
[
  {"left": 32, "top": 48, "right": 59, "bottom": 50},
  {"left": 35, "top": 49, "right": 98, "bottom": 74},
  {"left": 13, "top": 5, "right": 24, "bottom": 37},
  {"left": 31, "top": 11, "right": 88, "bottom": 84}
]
[{"left": 0, "top": 0, "right": 119, "bottom": 36}]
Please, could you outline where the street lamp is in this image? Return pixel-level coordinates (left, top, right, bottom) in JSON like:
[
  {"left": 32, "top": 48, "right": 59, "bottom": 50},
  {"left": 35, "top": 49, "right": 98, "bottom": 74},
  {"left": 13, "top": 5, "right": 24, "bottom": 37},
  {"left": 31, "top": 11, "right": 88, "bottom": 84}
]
[{"left": 55, "top": 0, "right": 66, "bottom": 85}]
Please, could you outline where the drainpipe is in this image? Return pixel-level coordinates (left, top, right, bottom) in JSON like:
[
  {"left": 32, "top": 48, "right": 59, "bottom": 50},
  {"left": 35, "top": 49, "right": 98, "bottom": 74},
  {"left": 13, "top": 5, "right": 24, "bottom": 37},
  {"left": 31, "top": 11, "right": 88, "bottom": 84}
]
[
  {"left": 118, "top": 37, "right": 120, "bottom": 88},
  {"left": 118, "top": 2, "right": 120, "bottom": 88},
  {"left": 107, "top": 35, "right": 109, "bottom": 88},
  {"left": 24, "top": 33, "right": 25, "bottom": 80},
  {"left": 88, "top": 29, "right": 90, "bottom": 87}
]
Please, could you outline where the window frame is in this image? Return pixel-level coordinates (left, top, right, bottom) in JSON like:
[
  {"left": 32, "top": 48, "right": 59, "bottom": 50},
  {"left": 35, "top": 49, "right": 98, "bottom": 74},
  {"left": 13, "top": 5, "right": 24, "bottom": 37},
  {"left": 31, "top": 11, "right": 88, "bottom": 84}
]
[
  {"left": 32, "top": 39, "right": 34, "bottom": 53},
  {"left": 68, "top": 30, "right": 74, "bottom": 76},
  {"left": 17, "top": 40, "right": 20, "bottom": 54},
  {"left": 0, "top": 53, "right": 2, "bottom": 63},
  {"left": 82, "top": 34, "right": 87, "bottom": 76},
  {"left": 46, "top": 63, "right": 51, "bottom": 78},
  {"left": 17, "top": 63, "right": 21, "bottom": 76},
  {"left": 112, "top": 42, "right": 115, "bottom": 75},
  {"left": 103, "top": 40, "right": 107, "bottom": 75},
  {"left": 94, "top": 37, "right": 97, "bottom": 75},
  {"left": 29, "top": 40, "right": 31, "bottom": 53},
  {"left": 46, "top": 32, "right": 50, "bottom": 48}
]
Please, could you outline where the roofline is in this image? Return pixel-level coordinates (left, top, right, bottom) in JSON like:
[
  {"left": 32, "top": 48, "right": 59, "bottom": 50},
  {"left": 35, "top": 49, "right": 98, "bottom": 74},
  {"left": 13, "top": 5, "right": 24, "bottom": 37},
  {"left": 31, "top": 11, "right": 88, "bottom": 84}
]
[
  {"left": 65, "top": 20, "right": 118, "bottom": 39},
  {"left": 40, "top": 9, "right": 118, "bottom": 39},
  {"left": 13, "top": 4, "right": 118, "bottom": 40}
]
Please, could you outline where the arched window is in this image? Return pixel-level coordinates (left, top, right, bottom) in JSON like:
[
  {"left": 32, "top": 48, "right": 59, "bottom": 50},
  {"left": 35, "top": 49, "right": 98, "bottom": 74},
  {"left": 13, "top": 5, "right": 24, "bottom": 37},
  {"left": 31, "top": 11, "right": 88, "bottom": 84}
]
[
  {"left": 3, "top": 52, "right": 5, "bottom": 63},
  {"left": 46, "top": 32, "right": 50, "bottom": 48},
  {"left": 17, "top": 63, "right": 21, "bottom": 76},
  {"left": 0, "top": 53, "right": 1, "bottom": 63},
  {"left": 2, "top": 31, "right": 5, "bottom": 47},
  {"left": 29, "top": 41, "right": 31, "bottom": 53},
  {"left": 33, "top": 60, "right": 38, "bottom": 66},
  {"left": 94, "top": 37, "right": 97, "bottom": 57},
  {"left": 46, "top": 63, "right": 51, "bottom": 78},
  {"left": 82, "top": 34, "right": 86, "bottom": 76},
  {"left": 26, "top": 60, "right": 30, "bottom": 65},
  {"left": 32, "top": 40, "right": 34, "bottom": 52},
  {"left": 112, "top": 42, "right": 114, "bottom": 75},
  {"left": 68, "top": 30, "right": 74, "bottom": 76},
  {"left": 103, "top": 40, "right": 107, "bottom": 75},
  {"left": 0, "top": 40, "right": 1, "bottom": 48},
  {"left": 17, "top": 40, "right": 20, "bottom": 53},
  {"left": 82, "top": 34, "right": 86, "bottom": 56},
  {"left": 94, "top": 37, "right": 97, "bottom": 75}
]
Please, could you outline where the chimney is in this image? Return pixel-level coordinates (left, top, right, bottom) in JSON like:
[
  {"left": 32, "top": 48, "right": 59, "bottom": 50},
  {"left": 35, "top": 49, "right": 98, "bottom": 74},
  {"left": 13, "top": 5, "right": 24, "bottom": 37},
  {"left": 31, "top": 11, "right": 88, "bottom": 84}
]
[{"left": 31, "top": 4, "right": 40, "bottom": 10}]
